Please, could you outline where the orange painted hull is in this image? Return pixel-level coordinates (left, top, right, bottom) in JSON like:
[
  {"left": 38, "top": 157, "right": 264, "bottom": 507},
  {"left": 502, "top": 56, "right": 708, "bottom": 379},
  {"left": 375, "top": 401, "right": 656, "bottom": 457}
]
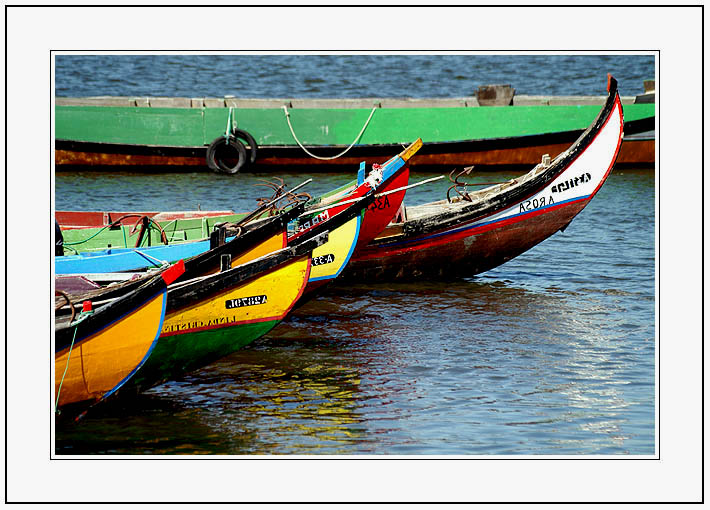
[{"left": 54, "top": 290, "right": 167, "bottom": 409}]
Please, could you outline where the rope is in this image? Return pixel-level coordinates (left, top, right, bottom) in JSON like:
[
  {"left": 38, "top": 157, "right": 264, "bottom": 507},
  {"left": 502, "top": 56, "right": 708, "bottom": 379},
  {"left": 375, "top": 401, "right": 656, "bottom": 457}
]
[
  {"left": 62, "top": 223, "right": 115, "bottom": 246},
  {"left": 282, "top": 105, "right": 377, "bottom": 161},
  {"left": 224, "top": 107, "right": 235, "bottom": 140},
  {"left": 55, "top": 312, "right": 92, "bottom": 413},
  {"left": 131, "top": 249, "right": 169, "bottom": 268},
  {"left": 62, "top": 215, "right": 167, "bottom": 248}
]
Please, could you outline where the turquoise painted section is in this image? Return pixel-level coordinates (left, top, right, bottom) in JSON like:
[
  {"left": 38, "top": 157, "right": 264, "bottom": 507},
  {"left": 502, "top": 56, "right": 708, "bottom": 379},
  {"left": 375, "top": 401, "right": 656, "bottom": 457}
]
[
  {"left": 55, "top": 238, "right": 217, "bottom": 274},
  {"left": 381, "top": 156, "right": 404, "bottom": 181},
  {"left": 357, "top": 162, "right": 365, "bottom": 185}
]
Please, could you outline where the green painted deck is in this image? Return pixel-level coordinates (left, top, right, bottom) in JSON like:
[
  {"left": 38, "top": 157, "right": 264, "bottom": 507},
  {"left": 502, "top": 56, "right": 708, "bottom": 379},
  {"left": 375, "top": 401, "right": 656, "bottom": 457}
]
[{"left": 61, "top": 214, "right": 244, "bottom": 253}]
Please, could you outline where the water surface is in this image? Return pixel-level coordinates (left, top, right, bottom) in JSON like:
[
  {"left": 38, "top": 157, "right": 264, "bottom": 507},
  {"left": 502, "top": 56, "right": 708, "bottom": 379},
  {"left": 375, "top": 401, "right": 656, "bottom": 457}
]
[
  {"left": 54, "top": 54, "right": 654, "bottom": 99},
  {"left": 54, "top": 170, "right": 655, "bottom": 455}
]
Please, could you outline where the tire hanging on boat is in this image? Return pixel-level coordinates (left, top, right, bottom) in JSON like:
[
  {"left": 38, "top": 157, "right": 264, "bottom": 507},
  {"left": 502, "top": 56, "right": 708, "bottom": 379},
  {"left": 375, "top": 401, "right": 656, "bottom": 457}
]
[
  {"left": 206, "top": 136, "right": 248, "bottom": 174},
  {"left": 231, "top": 129, "right": 258, "bottom": 164}
]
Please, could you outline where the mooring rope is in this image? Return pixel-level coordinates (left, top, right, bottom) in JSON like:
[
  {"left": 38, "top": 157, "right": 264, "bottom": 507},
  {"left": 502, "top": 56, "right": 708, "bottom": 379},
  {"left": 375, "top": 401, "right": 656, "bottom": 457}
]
[
  {"left": 55, "top": 312, "right": 92, "bottom": 412},
  {"left": 62, "top": 215, "right": 167, "bottom": 249},
  {"left": 131, "top": 249, "right": 169, "bottom": 268},
  {"left": 282, "top": 105, "right": 377, "bottom": 161}
]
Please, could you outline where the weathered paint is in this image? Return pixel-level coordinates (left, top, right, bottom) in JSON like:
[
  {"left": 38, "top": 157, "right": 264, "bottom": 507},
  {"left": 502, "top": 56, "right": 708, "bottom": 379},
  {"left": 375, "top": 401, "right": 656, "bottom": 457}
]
[
  {"left": 56, "top": 210, "right": 236, "bottom": 229},
  {"left": 60, "top": 213, "right": 244, "bottom": 252}
]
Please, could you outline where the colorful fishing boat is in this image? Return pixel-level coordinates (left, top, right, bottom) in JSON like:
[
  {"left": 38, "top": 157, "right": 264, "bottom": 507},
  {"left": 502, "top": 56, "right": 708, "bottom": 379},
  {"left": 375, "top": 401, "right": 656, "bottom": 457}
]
[
  {"left": 53, "top": 187, "right": 385, "bottom": 403},
  {"left": 118, "top": 233, "right": 328, "bottom": 394},
  {"left": 54, "top": 91, "right": 654, "bottom": 172},
  {"left": 54, "top": 260, "right": 185, "bottom": 413},
  {"left": 55, "top": 225, "right": 329, "bottom": 400},
  {"left": 55, "top": 140, "right": 420, "bottom": 278},
  {"left": 342, "top": 75, "right": 626, "bottom": 281}
]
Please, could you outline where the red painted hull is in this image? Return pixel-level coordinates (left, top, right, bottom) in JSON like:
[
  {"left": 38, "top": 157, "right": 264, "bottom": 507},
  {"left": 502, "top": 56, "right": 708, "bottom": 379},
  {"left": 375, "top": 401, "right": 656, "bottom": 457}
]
[
  {"left": 356, "top": 167, "right": 410, "bottom": 251},
  {"left": 344, "top": 198, "right": 588, "bottom": 281},
  {"left": 342, "top": 75, "right": 626, "bottom": 282}
]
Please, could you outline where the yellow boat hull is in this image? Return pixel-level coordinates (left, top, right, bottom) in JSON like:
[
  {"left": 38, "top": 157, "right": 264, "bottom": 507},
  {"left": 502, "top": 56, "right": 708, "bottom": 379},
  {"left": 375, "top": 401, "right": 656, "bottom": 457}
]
[
  {"left": 54, "top": 291, "right": 167, "bottom": 408},
  {"left": 126, "top": 255, "right": 312, "bottom": 390}
]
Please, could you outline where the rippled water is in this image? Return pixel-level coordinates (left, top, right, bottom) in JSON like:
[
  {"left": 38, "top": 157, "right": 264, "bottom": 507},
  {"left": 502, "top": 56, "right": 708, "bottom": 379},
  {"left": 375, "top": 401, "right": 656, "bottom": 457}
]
[
  {"left": 54, "top": 54, "right": 654, "bottom": 99},
  {"left": 54, "top": 169, "right": 655, "bottom": 455}
]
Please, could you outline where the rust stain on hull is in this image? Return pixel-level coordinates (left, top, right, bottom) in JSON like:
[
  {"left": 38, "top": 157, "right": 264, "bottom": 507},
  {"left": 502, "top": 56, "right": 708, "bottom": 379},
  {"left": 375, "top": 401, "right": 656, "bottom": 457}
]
[{"left": 55, "top": 139, "right": 653, "bottom": 169}]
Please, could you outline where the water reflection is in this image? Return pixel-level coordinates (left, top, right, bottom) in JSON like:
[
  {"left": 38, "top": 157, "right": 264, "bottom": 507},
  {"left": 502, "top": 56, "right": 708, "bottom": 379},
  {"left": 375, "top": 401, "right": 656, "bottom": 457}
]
[
  {"left": 54, "top": 170, "right": 654, "bottom": 455},
  {"left": 55, "top": 272, "right": 653, "bottom": 455},
  {"left": 164, "top": 350, "right": 369, "bottom": 455}
]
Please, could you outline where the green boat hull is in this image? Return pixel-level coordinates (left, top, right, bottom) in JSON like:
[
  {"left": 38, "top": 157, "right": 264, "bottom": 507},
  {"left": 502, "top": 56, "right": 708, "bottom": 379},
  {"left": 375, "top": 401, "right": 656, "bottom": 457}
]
[
  {"left": 126, "top": 318, "right": 280, "bottom": 393},
  {"left": 55, "top": 103, "right": 655, "bottom": 148}
]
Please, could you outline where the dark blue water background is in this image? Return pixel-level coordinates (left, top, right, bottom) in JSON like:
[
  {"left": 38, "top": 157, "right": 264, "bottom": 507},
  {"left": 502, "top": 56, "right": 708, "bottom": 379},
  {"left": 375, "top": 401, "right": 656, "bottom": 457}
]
[
  {"left": 54, "top": 55, "right": 655, "bottom": 455},
  {"left": 55, "top": 54, "right": 654, "bottom": 99}
]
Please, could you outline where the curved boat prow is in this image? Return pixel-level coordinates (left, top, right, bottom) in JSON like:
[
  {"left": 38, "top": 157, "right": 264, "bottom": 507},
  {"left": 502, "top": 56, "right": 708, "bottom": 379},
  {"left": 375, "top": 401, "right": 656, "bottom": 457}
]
[
  {"left": 344, "top": 76, "right": 626, "bottom": 281},
  {"left": 379, "top": 138, "right": 423, "bottom": 180},
  {"left": 543, "top": 73, "right": 623, "bottom": 202}
]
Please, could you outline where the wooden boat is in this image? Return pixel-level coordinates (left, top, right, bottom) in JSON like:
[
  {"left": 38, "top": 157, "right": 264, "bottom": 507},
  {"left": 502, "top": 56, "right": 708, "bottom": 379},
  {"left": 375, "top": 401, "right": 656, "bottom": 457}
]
[
  {"left": 120, "top": 232, "right": 328, "bottom": 394},
  {"left": 56, "top": 170, "right": 407, "bottom": 400},
  {"left": 56, "top": 226, "right": 335, "bottom": 402},
  {"left": 54, "top": 259, "right": 185, "bottom": 412},
  {"left": 55, "top": 140, "right": 419, "bottom": 277},
  {"left": 54, "top": 94, "right": 654, "bottom": 172},
  {"left": 342, "top": 75, "right": 626, "bottom": 281},
  {"left": 56, "top": 233, "right": 328, "bottom": 400},
  {"left": 55, "top": 200, "right": 306, "bottom": 275}
]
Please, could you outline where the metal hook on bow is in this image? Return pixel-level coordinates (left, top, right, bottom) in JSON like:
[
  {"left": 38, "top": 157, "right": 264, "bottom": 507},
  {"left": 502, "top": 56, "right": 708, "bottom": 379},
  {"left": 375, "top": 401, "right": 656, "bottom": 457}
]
[{"left": 447, "top": 166, "right": 475, "bottom": 203}]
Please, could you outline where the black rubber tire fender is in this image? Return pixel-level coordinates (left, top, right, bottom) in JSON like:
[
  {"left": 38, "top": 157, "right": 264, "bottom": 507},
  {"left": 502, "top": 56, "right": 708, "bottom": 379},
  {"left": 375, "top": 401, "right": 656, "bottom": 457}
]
[
  {"left": 206, "top": 136, "right": 247, "bottom": 174},
  {"left": 232, "top": 129, "right": 258, "bottom": 164}
]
